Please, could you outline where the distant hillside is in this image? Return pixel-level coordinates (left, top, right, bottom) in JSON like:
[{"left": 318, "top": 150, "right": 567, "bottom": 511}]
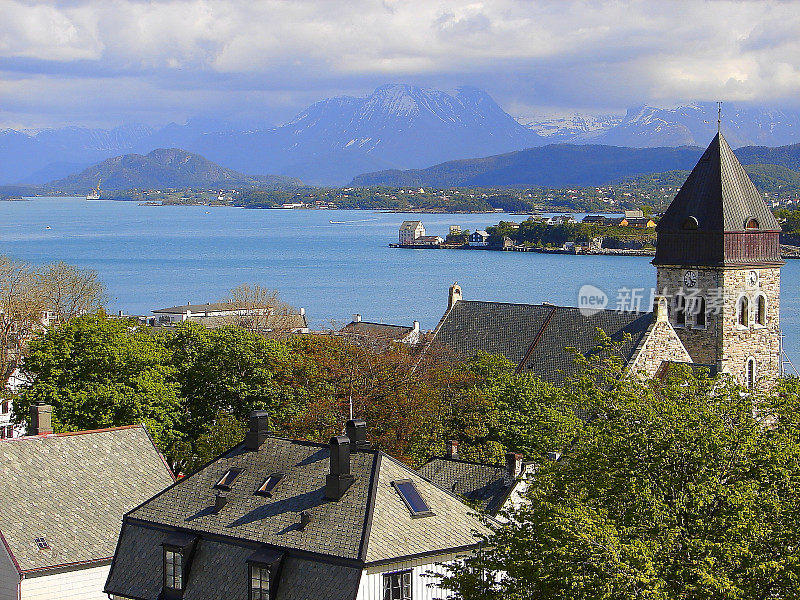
[
  {"left": 351, "top": 142, "right": 800, "bottom": 189},
  {"left": 350, "top": 144, "right": 706, "bottom": 188},
  {"left": 45, "top": 148, "right": 300, "bottom": 192}
]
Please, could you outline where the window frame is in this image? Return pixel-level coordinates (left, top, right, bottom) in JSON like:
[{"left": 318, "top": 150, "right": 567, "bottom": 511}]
[
  {"left": 249, "top": 562, "right": 271, "bottom": 600},
  {"left": 255, "top": 473, "right": 285, "bottom": 497},
  {"left": 674, "top": 294, "right": 686, "bottom": 328},
  {"left": 746, "top": 357, "right": 756, "bottom": 389},
  {"left": 690, "top": 295, "right": 707, "bottom": 329},
  {"left": 392, "top": 479, "right": 434, "bottom": 517},
  {"left": 383, "top": 570, "right": 412, "bottom": 600},
  {"left": 755, "top": 294, "right": 767, "bottom": 326},
  {"left": 214, "top": 467, "right": 244, "bottom": 491},
  {"left": 163, "top": 546, "right": 184, "bottom": 592}
]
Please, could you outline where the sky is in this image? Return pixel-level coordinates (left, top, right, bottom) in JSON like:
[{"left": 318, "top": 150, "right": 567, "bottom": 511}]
[{"left": 2, "top": 0, "right": 800, "bottom": 130}]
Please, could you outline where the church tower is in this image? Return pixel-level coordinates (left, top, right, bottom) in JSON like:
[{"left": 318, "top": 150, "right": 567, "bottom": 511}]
[{"left": 653, "top": 131, "right": 782, "bottom": 389}]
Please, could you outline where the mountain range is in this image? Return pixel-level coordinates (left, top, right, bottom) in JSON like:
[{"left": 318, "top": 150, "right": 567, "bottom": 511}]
[
  {"left": 351, "top": 142, "right": 800, "bottom": 189},
  {"left": 3, "top": 85, "right": 800, "bottom": 187},
  {"left": 43, "top": 148, "right": 299, "bottom": 193}
]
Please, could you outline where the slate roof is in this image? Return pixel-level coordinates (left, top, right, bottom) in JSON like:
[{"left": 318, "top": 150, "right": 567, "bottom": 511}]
[
  {"left": 427, "top": 300, "right": 652, "bottom": 383},
  {"left": 107, "top": 434, "right": 490, "bottom": 599},
  {"left": 656, "top": 132, "right": 781, "bottom": 233},
  {"left": 339, "top": 321, "right": 414, "bottom": 340},
  {"left": 0, "top": 425, "right": 174, "bottom": 573},
  {"left": 418, "top": 457, "right": 513, "bottom": 515}
]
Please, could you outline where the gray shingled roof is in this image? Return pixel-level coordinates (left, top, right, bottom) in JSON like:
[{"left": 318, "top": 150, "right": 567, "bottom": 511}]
[
  {"left": 105, "top": 523, "right": 362, "bottom": 600},
  {"left": 656, "top": 132, "right": 781, "bottom": 233},
  {"left": 107, "top": 435, "right": 490, "bottom": 599},
  {"left": 0, "top": 426, "right": 174, "bottom": 573},
  {"left": 418, "top": 458, "right": 512, "bottom": 515},
  {"left": 340, "top": 321, "right": 414, "bottom": 339},
  {"left": 427, "top": 300, "right": 652, "bottom": 383}
]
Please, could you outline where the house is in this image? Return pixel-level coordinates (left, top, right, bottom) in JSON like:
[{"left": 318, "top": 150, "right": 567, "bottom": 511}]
[
  {"left": 105, "top": 416, "right": 491, "bottom": 600},
  {"left": 0, "top": 403, "right": 174, "bottom": 600},
  {"left": 398, "top": 221, "right": 425, "bottom": 245},
  {"left": 545, "top": 215, "right": 576, "bottom": 225},
  {"left": 623, "top": 209, "right": 644, "bottom": 219},
  {"left": 468, "top": 230, "right": 489, "bottom": 247},
  {"left": 405, "top": 235, "right": 443, "bottom": 248},
  {"left": 581, "top": 215, "right": 607, "bottom": 225},
  {"left": 340, "top": 314, "right": 421, "bottom": 345},
  {"left": 425, "top": 285, "right": 690, "bottom": 385},
  {"left": 152, "top": 302, "right": 309, "bottom": 334},
  {"left": 424, "top": 132, "right": 783, "bottom": 391},
  {"left": 624, "top": 216, "right": 657, "bottom": 228},
  {"left": 418, "top": 441, "right": 533, "bottom": 519},
  {"left": 0, "top": 398, "right": 13, "bottom": 439}
]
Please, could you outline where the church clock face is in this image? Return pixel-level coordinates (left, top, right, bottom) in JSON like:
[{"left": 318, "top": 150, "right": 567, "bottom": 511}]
[
  {"left": 747, "top": 270, "right": 759, "bottom": 287},
  {"left": 683, "top": 270, "right": 697, "bottom": 288}
]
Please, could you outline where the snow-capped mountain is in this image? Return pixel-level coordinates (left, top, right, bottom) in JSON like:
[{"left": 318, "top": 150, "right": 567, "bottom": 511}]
[
  {"left": 193, "top": 84, "right": 544, "bottom": 185},
  {"left": 517, "top": 112, "right": 623, "bottom": 141},
  {"left": 518, "top": 103, "right": 800, "bottom": 148}
]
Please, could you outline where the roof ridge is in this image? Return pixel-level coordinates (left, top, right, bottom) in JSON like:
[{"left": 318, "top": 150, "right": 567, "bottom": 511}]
[{"left": 1, "top": 423, "right": 143, "bottom": 443}]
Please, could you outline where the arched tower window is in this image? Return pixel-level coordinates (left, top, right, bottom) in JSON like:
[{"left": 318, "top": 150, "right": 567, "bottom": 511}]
[
  {"left": 746, "top": 358, "right": 756, "bottom": 389},
  {"left": 674, "top": 294, "right": 686, "bottom": 328},
  {"left": 738, "top": 295, "right": 749, "bottom": 327},
  {"left": 693, "top": 296, "right": 706, "bottom": 328},
  {"left": 755, "top": 294, "right": 766, "bottom": 326}
]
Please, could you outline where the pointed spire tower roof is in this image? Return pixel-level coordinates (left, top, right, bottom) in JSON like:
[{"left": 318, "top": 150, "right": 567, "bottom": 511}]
[{"left": 654, "top": 131, "right": 782, "bottom": 267}]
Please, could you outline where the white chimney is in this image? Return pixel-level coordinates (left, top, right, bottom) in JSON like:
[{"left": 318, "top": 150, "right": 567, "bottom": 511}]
[
  {"left": 353, "top": 314, "right": 362, "bottom": 323},
  {"left": 504, "top": 452, "right": 523, "bottom": 487},
  {"left": 448, "top": 283, "right": 462, "bottom": 310},
  {"left": 412, "top": 320, "right": 419, "bottom": 332}
]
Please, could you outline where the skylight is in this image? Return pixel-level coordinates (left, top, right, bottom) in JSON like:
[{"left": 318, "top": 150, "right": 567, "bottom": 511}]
[
  {"left": 214, "top": 467, "right": 243, "bottom": 490},
  {"left": 256, "top": 473, "right": 285, "bottom": 497},
  {"left": 392, "top": 480, "right": 434, "bottom": 517},
  {"left": 34, "top": 537, "right": 50, "bottom": 550}
]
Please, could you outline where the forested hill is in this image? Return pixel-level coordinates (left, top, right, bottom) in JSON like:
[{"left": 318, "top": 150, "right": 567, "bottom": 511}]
[
  {"left": 350, "top": 142, "right": 800, "bottom": 188},
  {"left": 44, "top": 148, "right": 301, "bottom": 193}
]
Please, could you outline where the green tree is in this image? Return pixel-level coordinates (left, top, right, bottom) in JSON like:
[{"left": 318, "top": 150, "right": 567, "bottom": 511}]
[
  {"left": 16, "top": 314, "right": 183, "bottom": 454},
  {"left": 438, "top": 358, "right": 800, "bottom": 600}
]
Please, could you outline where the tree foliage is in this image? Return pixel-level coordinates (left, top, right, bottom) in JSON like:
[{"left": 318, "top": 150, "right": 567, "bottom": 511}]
[{"left": 438, "top": 352, "right": 800, "bottom": 600}]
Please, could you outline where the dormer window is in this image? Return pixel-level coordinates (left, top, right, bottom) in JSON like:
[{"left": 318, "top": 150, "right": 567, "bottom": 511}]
[
  {"left": 392, "top": 480, "right": 434, "bottom": 517},
  {"left": 745, "top": 218, "right": 759, "bottom": 229},
  {"left": 247, "top": 548, "right": 284, "bottom": 600},
  {"left": 215, "top": 468, "right": 243, "bottom": 491},
  {"left": 162, "top": 531, "right": 197, "bottom": 598},
  {"left": 250, "top": 563, "right": 270, "bottom": 600},
  {"left": 682, "top": 216, "right": 699, "bottom": 230},
  {"left": 256, "top": 473, "right": 284, "bottom": 497}
]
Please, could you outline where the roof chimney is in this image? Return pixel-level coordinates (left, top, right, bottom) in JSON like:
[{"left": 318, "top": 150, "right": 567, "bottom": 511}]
[
  {"left": 325, "top": 435, "right": 355, "bottom": 500},
  {"left": 353, "top": 313, "right": 362, "bottom": 323},
  {"left": 504, "top": 452, "right": 523, "bottom": 487},
  {"left": 245, "top": 410, "right": 270, "bottom": 451},
  {"left": 298, "top": 511, "right": 311, "bottom": 530},
  {"left": 448, "top": 283, "right": 462, "bottom": 310},
  {"left": 29, "top": 402, "right": 52, "bottom": 436},
  {"left": 214, "top": 492, "right": 228, "bottom": 513},
  {"left": 412, "top": 320, "right": 420, "bottom": 333},
  {"left": 446, "top": 440, "right": 460, "bottom": 459},
  {"left": 345, "top": 419, "right": 370, "bottom": 450}
]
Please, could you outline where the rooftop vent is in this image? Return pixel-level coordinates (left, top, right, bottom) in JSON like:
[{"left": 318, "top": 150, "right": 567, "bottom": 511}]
[
  {"left": 298, "top": 511, "right": 311, "bottom": 530},
  {"left": 214, "top": 492, "right": 228, "bottom": 513},
  {"left": 325, "top": 435, "right": 355, "bottom": 501}
]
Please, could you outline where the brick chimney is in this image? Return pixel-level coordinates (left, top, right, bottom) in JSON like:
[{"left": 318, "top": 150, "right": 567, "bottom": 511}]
[
  {"left": 245, "top": 410, "right": 270, "bottom": 451},
  {"left": 446, "top": 440, "right": 460, "bottom": 459},
  {"left": 325, "top": 435, "right": 356, "bottom": 500},
  {"left": 504, "top": 452, "right": 523, "bottom": 487},
  {"left": 448, "top": 283, "right": 462, "bottom": 310},
  {"left": 29, "top": 402, "right": 52, "bottom": 436}
]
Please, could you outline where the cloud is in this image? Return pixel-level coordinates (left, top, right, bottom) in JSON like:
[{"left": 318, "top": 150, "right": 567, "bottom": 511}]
[{"left": 1, "top": 0, "right": 800, "bottom": 128}]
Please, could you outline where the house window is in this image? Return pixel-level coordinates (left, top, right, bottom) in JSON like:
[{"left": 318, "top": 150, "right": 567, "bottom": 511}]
[
  {"left": 256, "top": 473, "right": 284, "bottom": 497},
  {"left": 1, "top": 400, "right": 8, "bottom": 414},
  {"left": 383, "top": 570, "right": 411, "bottom": 600},
  {"left": 674, "top": 294, "right": 686, "bottom": 328},
  {"left": 747, "top": 358, "right": 756, "bottom": 389},
  {"left": 756, "top": 295, "right": 766, "bottom": 326},
  {"left": 738, "top": 296, "right": 749, "bottom": 327},
  {"left": 164, "top": 548, "right": 183, "bottom": 590},
  {"left": 746, "top": 218, "right": 759, "bottom": 229},
  {"left": 250, "top": 563, "right": 270, "bottom": 600}
]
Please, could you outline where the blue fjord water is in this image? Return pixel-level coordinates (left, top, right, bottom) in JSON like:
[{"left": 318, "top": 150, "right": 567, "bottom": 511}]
[{"left": 2, "top": 197, "right": 799, "bottom": 367}]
